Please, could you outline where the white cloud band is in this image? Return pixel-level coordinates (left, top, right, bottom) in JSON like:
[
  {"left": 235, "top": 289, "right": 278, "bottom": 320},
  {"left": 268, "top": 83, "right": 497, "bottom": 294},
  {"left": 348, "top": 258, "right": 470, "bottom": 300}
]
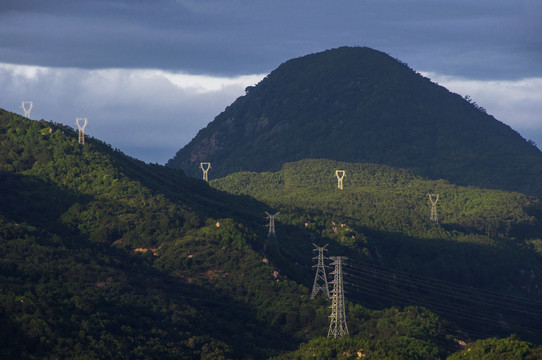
[
  {"left": 1, "top": 62, "right": 540, "bottom": 164},
  {"left": 0, "top": 62, "right": 265, "bottom": 163}
]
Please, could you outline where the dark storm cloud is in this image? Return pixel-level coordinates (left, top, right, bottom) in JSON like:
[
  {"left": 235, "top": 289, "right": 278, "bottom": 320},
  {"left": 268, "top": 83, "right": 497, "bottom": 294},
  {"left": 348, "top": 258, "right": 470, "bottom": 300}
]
[
  {"left": 1, "top": 0, "right": 541, "bottom": 79},
  {"left": 1, "top": 0, "right": 541, "bottom": 164}
]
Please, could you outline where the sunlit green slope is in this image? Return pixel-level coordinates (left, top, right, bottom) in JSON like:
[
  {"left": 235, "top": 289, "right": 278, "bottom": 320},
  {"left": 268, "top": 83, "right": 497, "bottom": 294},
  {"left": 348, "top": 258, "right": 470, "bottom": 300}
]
[{"left": 212, "top": 159, "right": 542, "bottom": 343}]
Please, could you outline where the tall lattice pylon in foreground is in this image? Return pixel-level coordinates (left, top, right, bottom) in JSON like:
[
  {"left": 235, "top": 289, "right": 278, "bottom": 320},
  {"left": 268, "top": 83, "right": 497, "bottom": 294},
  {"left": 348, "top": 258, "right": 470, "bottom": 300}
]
[
  {"left": 311, "top": 244, "right": 330, "bottom": 299},
  {"left": 328, "top": 256, "right": 348, "bottom": 338},
  {"left": 428, "top": 193, "right": 439, "bottom": 225}
]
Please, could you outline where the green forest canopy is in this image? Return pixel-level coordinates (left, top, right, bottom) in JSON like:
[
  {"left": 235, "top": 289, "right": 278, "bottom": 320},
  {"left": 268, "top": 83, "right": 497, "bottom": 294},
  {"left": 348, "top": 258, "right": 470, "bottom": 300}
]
[{"left": 2, "top": 109, "right": 542, "bottom": 359}]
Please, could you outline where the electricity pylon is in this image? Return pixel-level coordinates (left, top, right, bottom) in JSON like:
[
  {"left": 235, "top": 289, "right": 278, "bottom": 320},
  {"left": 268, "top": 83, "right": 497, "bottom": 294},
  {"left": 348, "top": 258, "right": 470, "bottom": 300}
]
[
  {"left": 76, "top": 117, "right": 87, "bottom": 145},
  {"left": 21, "top": 101, "right": 33, "bottom": 118},
  {"left": 428, "top": 193, "right": 439, "bottom": 225},
  {"left": 265, "top": 211, "right": 279, "bottom": 238},
  {"left": 335, "top": 170, "right": 346, "bottom": 190},
  {"left": 264, "top": 211, "right": 280, "bottom": 252},
  {"left": 200, "top": 162, "right": 211, "bottom": 182},
  {"left": 311, "top": 244, "right": 330, "bottom": 299},
  {"left": 328, "top": 256, "right": 349, "bottom": 338}
]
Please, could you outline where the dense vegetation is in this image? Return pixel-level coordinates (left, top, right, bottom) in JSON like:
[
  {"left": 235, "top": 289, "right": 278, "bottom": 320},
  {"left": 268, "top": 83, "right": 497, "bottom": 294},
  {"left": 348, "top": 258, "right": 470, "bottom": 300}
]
[
  {"left": 274, "top": 334, "right": 542, "bottom": 360},
  {"left": 212, "top": 159, "right": 542, "bottom": 345},
  {"left": 2, "top": 109, "right": 542, "bottom": 358},
  {"left": 168, "top": 46, "right": 542, "bottom": 198},
  {"left": 447, "top": 336, "right": 542, "bottom": 360},
  {"left": 0, "top": 109, "right": 331, "bottom": 358}
]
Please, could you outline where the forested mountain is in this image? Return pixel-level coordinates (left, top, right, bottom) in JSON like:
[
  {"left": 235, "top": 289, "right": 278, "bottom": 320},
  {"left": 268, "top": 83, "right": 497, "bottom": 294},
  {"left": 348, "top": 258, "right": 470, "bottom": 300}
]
[
  {"left": 0, "top": 109, "right": 345, "bottom": 359},
  {"left": 212, "top": 159, "right": 542, "bottom": 345},
  {"left": 0, "top": 109, "right": 473, "bottom": 359},
  {"left": 2, "top": 108, "right": 542, "bottom": 359},
  {"left": 167, "top": 46, "right": 542, "bottom": 198}
]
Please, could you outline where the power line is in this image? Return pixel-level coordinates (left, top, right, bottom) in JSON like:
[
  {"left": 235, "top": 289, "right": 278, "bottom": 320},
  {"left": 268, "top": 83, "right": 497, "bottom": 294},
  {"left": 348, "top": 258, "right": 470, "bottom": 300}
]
[
  {"left": 343, "top": 261, "right": 542, "bottom": 339},
  {"left": 347, "top": 261, "right": 542, "bottom": 309}
]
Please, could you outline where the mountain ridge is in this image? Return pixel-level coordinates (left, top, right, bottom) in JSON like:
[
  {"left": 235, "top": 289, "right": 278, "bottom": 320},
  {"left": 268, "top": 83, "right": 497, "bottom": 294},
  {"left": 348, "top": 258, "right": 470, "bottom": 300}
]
[{"left": 167, "top": 46, "right": 542, "bottom": 198}]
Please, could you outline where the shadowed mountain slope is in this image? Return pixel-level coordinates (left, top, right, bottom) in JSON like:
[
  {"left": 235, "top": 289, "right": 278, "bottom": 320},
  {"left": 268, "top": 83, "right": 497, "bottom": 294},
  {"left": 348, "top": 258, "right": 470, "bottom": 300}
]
[
  {"left": 1, "top": 109, "right": 476, "bottom": 359},
  {"left": 0, "top": 109, "right": 321, "bottom": 359},
  {"left": 3, "top": 108, "right": 542, "bottom": 357},
  {"left": 167, "top": 46, "right": 542, "bottom": 197}
]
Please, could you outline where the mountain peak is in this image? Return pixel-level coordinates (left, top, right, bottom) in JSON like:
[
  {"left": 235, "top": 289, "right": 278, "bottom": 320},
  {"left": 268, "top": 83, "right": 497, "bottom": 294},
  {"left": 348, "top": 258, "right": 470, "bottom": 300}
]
[{"left": 167, "top": 46, "right": 542, "bottom": 197}]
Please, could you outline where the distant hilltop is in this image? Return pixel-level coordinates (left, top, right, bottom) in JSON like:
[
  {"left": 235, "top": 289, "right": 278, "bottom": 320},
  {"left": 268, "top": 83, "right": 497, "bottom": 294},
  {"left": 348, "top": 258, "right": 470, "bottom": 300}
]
[{"left": 167, "top": 46, "right": 542, "bottom": 197}]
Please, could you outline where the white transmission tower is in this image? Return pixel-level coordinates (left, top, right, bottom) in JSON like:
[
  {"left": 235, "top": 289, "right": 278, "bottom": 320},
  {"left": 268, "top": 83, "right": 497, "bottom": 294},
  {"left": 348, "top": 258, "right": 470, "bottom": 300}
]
[
  {"left": 328, "top": 256, "right": 349, "bottom": 338},
  {"left": 21, "top": 101, "right": 33, "bottom": 118},
  {"left": 311, "top": 243, "right": 331, "bottom": 299},
  {"left": 428, "top": 193, "right": 439, "bottom": 225},
  {"left": 76, "top": 117, "right": 87, "bottom": 145},
  {"left": 335, "top": 170, "right": 346, "bottom": 190},
  {"left": 264, "top": 211, "right": 280, "bottom": 252},
  {"left": 265, "top": 211, "right": 279, "bottom": 238},
  {"left": 200, "top": 162, "right": 211, "bottom": 182}
]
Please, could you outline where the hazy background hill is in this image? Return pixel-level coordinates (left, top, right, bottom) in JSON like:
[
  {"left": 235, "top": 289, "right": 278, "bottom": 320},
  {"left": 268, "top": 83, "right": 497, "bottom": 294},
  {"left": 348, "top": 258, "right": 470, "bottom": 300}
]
[{"left": 167, "top": 46, "right": 542, "bottom": 198}]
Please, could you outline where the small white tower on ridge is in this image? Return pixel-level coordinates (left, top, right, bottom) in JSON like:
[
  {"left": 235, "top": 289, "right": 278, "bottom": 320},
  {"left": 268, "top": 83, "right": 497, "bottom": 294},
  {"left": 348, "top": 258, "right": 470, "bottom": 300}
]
[
  {"left": 76, "top": 117, "right": 88, "bottom": 145},
  {"left": 21, "top": 101, "right": 33, "bottom": 118}
]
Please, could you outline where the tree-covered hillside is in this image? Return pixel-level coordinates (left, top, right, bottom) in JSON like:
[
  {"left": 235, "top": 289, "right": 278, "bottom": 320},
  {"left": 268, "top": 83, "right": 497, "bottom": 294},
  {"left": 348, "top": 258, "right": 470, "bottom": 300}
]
[
  {"left": 0, "top": 109, "right": 327, "bottom": 358},
  {"left": 3, "top": 109, "right": 542, "bottom": 359},
  {"left": 212, "top": 159, "right": 542, "bottom": 344},
  {"left": 273, "top": 334, "right": 542, "bottom": 360},
  {"left": 168, "top": 46, "right": 542, "bottom": 198}
]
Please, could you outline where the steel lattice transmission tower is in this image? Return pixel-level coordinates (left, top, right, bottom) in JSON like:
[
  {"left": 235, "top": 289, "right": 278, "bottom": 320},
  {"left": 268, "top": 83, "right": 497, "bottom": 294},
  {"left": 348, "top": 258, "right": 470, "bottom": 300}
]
[
  {"left": 335, "top": 170, "right": 346, "bottom": 190},
  {"left": 428, "top": 193, "right": 439, "bottom": 225},
  {"left": 311, "top": 244, "right": 330, "bottom": 299},
  {"left": 264, "top": 211, "right": 280, "bottom": 252},
  {"left": 21, "top": 101, "right": 33, "bottom": 118},
  {"left": 328, "top": 256, "right": 349, "bottom": 338},
  {"left": 76, "top": 117, "right": 87, "bottom": 145},
  {"left": 200, "top": 162, "right": 211, "bottom": 182},
  {"left": 265, "top": 211, "right": 279, "bottom": 237}
]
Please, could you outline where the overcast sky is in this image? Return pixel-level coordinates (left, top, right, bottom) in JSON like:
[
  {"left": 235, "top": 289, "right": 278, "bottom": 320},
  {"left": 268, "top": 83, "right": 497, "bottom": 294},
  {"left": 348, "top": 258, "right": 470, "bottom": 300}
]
[{"left": 1, "top": 0, "right": 541, "bottom": 163}]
